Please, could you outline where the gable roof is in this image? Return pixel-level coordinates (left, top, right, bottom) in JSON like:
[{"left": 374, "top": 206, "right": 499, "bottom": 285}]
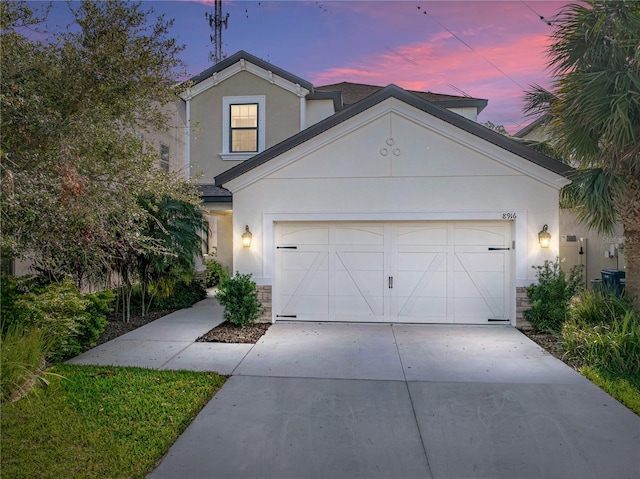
[
  {"left": 215, "top": 84, "right": 572, "bottom": 187},
  {"left": 186, "top": 50, "right": 314, "bottom": 92},
  {"left": 514, "top": 114, "right": 549, "bottom": 138},
  {"left": 316, "top": 82, "right": 488, "bottom": 113}
]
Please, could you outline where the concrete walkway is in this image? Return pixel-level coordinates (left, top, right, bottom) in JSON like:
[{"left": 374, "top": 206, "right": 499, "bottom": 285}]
[{"left": 69, "top": 296, "right": 640, "bottom": 479}]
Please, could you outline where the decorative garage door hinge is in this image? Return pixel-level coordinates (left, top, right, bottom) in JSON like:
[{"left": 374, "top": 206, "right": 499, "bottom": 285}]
[
  {"left": 277, "top": 314, "right": 297, "bottom": 318},
  {"left": 488, "top": 247, "right": 510, "bottom": 251},
  {"left": 488, "top": 318, "right": 510, "bottom": 322},
  {"left": 277, "top": 246, "right": 298, "bottom": 249}
]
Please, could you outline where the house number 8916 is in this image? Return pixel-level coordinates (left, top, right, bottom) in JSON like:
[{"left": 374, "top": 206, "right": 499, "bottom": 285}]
[{"left": 502, "top": 212, "right": 517, "bottom": 220}]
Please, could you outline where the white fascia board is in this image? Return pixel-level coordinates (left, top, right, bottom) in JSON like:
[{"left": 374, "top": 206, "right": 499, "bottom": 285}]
[
  {"left": 390, "top": 100, "right": 571, "bottom": 190},
  {"left": 180, "top": 60, "right": 311, "bottom": 100},
  {"left": 224, "top": 99, "right": 570, "bottom": 193}
]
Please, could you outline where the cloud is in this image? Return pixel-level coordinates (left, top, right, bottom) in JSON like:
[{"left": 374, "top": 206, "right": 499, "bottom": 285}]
[{"left": 309, "top": 27, "right": 553, "bottom": 131}]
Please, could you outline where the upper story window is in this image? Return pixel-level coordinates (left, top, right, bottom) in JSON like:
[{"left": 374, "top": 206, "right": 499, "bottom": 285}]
[
  {"left": 230, "top": 103, "right": 258, "bottom": 152},
  {"left": 160, "top": 144, "right": 170, "bottom": 172},
  {"left": 222, "top": 95, "right": 265, "bottom": 161}
]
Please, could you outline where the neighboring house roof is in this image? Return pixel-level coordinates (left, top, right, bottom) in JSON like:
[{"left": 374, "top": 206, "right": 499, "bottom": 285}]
[
  {"left": 215, "top": 84, "right": 573, "bottom": 187},
  {"left": 514, "top": 114, "right": 549, "bottom": 138},
  {"left": 316, "top": 82, "right": 488, "bottom": 113},
  {"left": 197, "top": 184, "right": 232, "bottom": 203}
]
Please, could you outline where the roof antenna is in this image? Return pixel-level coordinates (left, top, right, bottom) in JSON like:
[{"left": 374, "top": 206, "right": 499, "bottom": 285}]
[
  {"left": 448, "top": 84, "right": 471, "bottom": 98},
  {"left": 205, "top": 0, "right": 229, "bottom": 64}
]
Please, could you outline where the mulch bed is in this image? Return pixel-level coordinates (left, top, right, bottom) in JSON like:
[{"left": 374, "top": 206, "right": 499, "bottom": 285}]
[
  {"left": 518, "top": 328, "right": 582, "bottom": 371},
  {"left": 94, "top": 311, "right": 272, "bottom": 347},
  {"left": 94, "top": 310, "right": 178, "bottom": 347},
  {"left": 196, "top": 322, "right": 271, "bottom": 344}
]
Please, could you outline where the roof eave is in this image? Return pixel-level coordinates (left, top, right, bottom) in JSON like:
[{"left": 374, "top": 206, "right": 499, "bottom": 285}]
[{"left": 215, "top": 85, "right": 572, "bottom": 186}]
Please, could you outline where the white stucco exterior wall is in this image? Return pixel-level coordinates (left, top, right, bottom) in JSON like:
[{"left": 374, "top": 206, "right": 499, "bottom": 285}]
[{"left": 224, "top": 99, "right": 567, "bottom": 291}]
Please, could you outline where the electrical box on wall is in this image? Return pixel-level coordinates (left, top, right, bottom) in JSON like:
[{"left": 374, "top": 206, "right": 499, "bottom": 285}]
[{"left": 560, "top": 237, "right": 587, "bottom": 287}]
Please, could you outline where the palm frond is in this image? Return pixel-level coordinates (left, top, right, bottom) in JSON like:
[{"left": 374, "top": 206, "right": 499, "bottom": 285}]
[{"left": 561, "top": 168, "right": 622, "bottom": 234}]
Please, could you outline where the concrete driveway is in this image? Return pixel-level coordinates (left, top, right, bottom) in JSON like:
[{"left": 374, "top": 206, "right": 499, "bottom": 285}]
[{"left": 148, "top": 322, "right": 640, "bottom": 479}]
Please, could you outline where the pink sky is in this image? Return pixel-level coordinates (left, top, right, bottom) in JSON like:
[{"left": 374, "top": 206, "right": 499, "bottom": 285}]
[{"left": 42, "top": 1, "right": 571, "bottom": 133}]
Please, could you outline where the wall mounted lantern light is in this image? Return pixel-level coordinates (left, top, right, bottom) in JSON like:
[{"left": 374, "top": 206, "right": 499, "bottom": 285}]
[
  {"left": 538, "top": 224, "right": 551, "bottom": 248},
  {"left": 241, "top": 225, "right": 253, "bottom": 248}
]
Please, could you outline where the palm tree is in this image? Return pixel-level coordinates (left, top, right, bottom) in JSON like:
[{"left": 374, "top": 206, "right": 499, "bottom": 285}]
[
  {"left": 137, "top": 195, "right": 208, "bottom": 315},
  {"left": 524, "top": 1, "right": 640, "bottom": 308}
]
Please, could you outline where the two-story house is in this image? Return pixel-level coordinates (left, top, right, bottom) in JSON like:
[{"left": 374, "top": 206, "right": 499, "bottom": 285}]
[{"left": 182, "top": 51, "right": 573, "bottom": 326}]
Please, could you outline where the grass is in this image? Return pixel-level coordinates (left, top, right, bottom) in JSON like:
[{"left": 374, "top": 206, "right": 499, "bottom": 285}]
[
  {"left": 579, "top": 366, "right": 640, "bottom": 415},
  {"left": 556, "top": 289, "right": 640, "bottom": 416},
  {"left": 1, "top": 364, "right": 226, "bottom": 479}
]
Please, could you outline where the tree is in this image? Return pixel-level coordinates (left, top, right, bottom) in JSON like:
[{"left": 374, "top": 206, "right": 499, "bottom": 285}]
[
  {"left": 137, "top": 195, "right": 208, "bottom": 316},
  {"left": 481, "top": 121, "right": 509, "bottom": 136},
  {"left": 524, "top": 0, "right": 640, "bottom": 308},
  {"left": 1, "top": 1, "right": 202, "bottom": 291}
]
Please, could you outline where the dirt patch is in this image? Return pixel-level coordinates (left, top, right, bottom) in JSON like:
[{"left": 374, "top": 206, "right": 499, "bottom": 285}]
[{"left": 196, "top": 322, "right": 271, "bottom": 344}]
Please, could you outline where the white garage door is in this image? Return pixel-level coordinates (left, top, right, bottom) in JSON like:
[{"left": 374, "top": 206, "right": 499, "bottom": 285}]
[{"left": 274, "top": 221, "right": 512, "bottom": 324}]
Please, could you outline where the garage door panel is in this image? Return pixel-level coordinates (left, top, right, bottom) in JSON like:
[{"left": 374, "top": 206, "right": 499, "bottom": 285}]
[
  {"left": 279, "top": 224, "right": 329, "bottom": 244},
  {"left": 280, "top": 270, "right": 329, "bottom": 295},
  {"left": 275, "top": 221, "right": 512, "bottom": 324},
  {"left": 397, "top": 297, "right": 447, "bottom": 319},
  {"left": 396, "top": 225, "right": 448, "bottom": 245},
  {"left": 396, "top": 251, "right": 446, "bottom": 271},
  {"left": 335, "top": 225, "right": 384, "bottom": 244},
  {"left": 335, "top": 295, "right": 383, "bottom": 317},
  {"left": 337, "top": 251, "right": 384, "bottom": 271},
  {"left": 454, "top": 253, "right": 506, "bottom": 272},
  {"left": 454, "top": 226, "right": 509, "bottom": 245},
  {"left": 394, "top": 271, "right": 447, "bottom": 296}
]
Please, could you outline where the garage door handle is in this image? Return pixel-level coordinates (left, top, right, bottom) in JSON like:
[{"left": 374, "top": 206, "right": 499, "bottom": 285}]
[
  {"left": 488, "top": 247, "right": 510, "bottom": 251},
  {"left": 388, "top": 276, "right": 393, "bottom": 289},
  {"left": 277, "top": 246, "right": 298, "bottom": 249}
]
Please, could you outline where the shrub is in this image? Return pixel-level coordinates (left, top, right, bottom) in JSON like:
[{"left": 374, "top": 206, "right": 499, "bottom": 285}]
[
  {"left": 204, "top": 258, "right": 230, "bottom": 288},
  {"left": 563, "top": 290, "right": 640, "bottom": 373},
  {"left": 79, "top": 290, "right": 115, "bottom": 348},
  {"left": 151, "top": 279, "right": 207, "bottom": 310},
  {"left": 215, "top": 272, "right": 263, "bottom": 327},
  {"left": 570, "top": 288, "right": 630, "bottom": 325},
  {"left": 524, "top": 259, "right": 583, "bottom": 333},
  {"left": 1, "top": 323, "right": 54, "bottom": 403},
  {"left": 2, "top": 277, "right": 113, "bottom": 361}
]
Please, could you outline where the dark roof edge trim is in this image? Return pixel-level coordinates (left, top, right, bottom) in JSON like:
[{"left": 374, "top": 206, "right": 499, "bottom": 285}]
[
  {"left": 435, "top": 98, "right": 488, "bottom": 113},
  {"left": 306, "top": 90, "right": 344, "bottom": 112},
  {"left": 201, "top": 196, "right": 233, "bottom": 203},
  {"left": 186, "top": 50, "right": 314, "bottom": 92}
]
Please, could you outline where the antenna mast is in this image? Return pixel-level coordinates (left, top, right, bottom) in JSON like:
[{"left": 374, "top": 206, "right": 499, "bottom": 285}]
[{"left": 206, "top": 0, "right": 229, "bottom": 64}]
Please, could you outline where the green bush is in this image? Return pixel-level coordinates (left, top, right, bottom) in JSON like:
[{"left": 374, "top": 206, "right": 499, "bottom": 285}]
[
  {"left": 215, "top": 272, "right": 263, "bottom": 327},
  {"left": 1, "top": 276, "right": 113, "bottom": 361},
  {"left": 204, "top": 258, "right": 230, "bottom": 288},
  {"left": 1, "top": 274, "right": 34, "bottom": 334},
  {"left": 80, "top": 290, "right": 115, "bottom": 348},
  {"left": 563, "top": 290, "right": 640, "bottom": 373},
  {"left": 151, "top": 279, "right": 207, "bottom": 310},
  {"left": 524, "top": 259, "right": 583, "bottom": 333},
  {"left": 569, "top": 288, "right": 630, "bottom": 325},
  {"left": 13, "top": 279, "right": 92, "bottom": 360},
  {"left": 1, "top": 323, "right": 54, "bottom": 404}
]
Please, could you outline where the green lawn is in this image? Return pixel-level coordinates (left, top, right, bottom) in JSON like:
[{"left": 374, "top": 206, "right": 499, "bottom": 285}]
[
  {"left": 579, "top": 366, "right": 640, "bottom": 415},
  {"left": 1, "top": 365, "right": 226, "bottom": 479}
]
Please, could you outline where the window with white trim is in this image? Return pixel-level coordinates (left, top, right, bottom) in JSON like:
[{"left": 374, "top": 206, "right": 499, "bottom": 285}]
[{"left": 222, "top": 95, "right": 265, "bottom": 160}]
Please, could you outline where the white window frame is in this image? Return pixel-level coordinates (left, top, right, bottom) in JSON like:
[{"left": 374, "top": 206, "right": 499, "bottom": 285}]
[{"left": 221, "top": 95, "right": 266, "bottom": 161}]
